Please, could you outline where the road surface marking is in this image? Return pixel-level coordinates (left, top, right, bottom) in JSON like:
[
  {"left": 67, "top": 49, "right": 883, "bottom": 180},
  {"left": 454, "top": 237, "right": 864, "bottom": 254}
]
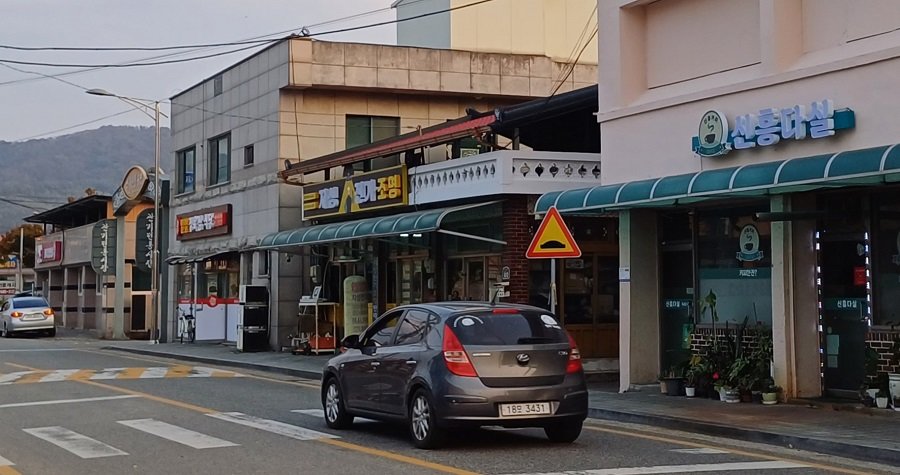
[
  {"left": 291, "top": 409, "right": 326, "bottom": 418},
  {"left": 0, "top": 454, "right": 13, "bottom": 466},
  {"left": 0, "top": 395, "right": 141, "bottom": 409},
  {"left": 506, "top": 461, "right": 809, "bottom": 474},
  {"left": 8, "top": 362, "right": 476, "bottom": 475},
  {"left": 584, "top": 424, "right": 873, "bottom": 475},
  {"left": 0, "top": 366, "right": 244, "bottom": 384},
  {"left": 670, "top": 448, "right": 730, "bottom": 454},
  {"left": 23, "top": 426, "right": 128, "bottom": 459},
  {"left": 208, "top": 412, "right": 338, "bottom": 440},
  {"left": 291, "top": 409, "right": 376, "bottom": 423},
  {"left": 118, "top": 419, "right": 238, "bottom": 449},
  {"left": 0, "top": 348, "right": 77, "bottom": 352}
]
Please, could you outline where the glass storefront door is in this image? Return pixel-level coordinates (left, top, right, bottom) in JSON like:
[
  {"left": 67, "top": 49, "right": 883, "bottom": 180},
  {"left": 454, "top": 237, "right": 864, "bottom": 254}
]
[
  {"left": 446, "top": 256, "right": 501, "bottom": 301},
  {"left": 818, "top": 193, "right": 871, "bottom": 397},
  {"left": 819, "top": 235, "right": 870, "bottom": 395}
]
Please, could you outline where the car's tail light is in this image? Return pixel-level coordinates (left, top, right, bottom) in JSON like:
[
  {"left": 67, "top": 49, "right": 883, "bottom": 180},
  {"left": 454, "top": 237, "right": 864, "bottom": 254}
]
[
  {"left": 43, "top": 309, "right": 54, "bottom": 316},
  {"left": 566, "top": 332, "right": 583, "bottom": 374},
  {"left": 10, "top": 311, "right": 22, "bottom": 318},
  {"left": 491, "top": 308, "right": 518, "bottom": 314},
  {"left": 442, "top": 326, "right": 478, "bottom": 377}
]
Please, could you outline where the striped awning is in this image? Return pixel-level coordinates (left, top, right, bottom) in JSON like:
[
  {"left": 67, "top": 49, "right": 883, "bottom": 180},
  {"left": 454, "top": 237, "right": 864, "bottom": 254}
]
[
  {"left": 256, "top": 202, "right": 499, "bottom": 250},
  {"left": 536, "top": 144, "right": 900, "bottom": 214},
  {"left": 165, "top": 251, "right": 228, "bottom": 265}
]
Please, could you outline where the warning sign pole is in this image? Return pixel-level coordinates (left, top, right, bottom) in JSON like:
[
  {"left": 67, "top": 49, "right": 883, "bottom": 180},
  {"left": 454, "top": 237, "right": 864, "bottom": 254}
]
[
  {"left": 526, "top": 206, "right": 581, "bottom": 316},
  {"left": 550, "top": 259, "right": 556, "bottom": 315}
]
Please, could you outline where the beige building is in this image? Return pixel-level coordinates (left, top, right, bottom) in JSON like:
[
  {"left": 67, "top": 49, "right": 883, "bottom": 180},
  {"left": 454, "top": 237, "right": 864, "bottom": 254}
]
[
  {"left": 537, "top": 0, "right": 900, "bottom": 400},
  {"left": 394, "top": 0, "right": 598, "bottom": 65},
  {"left": 167, "top": 36, "right": 596, "bottom": 348}
]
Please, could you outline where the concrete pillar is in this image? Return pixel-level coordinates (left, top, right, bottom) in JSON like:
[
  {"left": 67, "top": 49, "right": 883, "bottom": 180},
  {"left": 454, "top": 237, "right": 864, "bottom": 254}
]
[
  {"left": 618, "top": 209, "right": 661, "bottom": 392},
  {"left": 113, "top": 216, "right": 126, "bottom": 339},
  {"left": 770, "top": 195, "right": 794, "bottom": 396}
]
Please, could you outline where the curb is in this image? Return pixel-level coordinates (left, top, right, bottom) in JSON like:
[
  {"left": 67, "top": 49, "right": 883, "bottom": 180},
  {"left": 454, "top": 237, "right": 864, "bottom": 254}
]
[
  {"left": 103, "top": 346, "right": 324, "bottom": 381},
  {"left": 588, "top": 407, "right": 900, "bottom": 466}
]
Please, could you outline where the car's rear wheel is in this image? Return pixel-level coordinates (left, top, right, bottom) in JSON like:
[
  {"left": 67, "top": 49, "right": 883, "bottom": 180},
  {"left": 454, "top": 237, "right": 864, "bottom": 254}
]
[
  {"left": 544, "top": 418, "right": 583, "bottom": 443},
  {"left": 323, "top": 378, "right": 353, "bottom": 429},
  {"left": 409, "top": 389, "right": 444, "bottom": 449}
]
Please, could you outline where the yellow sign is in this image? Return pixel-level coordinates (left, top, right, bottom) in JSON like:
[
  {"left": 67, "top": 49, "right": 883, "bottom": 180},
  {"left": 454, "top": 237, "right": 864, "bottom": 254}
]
[{"left": 526, "top": 206, "right": 581, "bottom": 259}]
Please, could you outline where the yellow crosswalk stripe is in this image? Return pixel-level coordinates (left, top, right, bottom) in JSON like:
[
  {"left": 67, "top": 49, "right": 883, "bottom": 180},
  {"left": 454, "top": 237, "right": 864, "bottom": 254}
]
[
  {"left": 0, "top": 366, "right": 243, "bottom": 385},
  {"left": 116, "top": 368, "right": 148, "bottom": 379}
]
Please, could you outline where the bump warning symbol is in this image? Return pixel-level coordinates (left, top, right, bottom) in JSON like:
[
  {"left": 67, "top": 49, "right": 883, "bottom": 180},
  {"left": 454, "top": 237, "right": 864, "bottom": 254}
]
[{"left": 525, "top": 206, "right": 581, "bottom": 259}]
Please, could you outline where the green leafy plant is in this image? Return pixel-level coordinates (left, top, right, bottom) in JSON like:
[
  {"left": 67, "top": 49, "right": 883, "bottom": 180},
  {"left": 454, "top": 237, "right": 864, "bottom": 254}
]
[{"left": 699, "top": 290, "right": 719, "bottom": 327}]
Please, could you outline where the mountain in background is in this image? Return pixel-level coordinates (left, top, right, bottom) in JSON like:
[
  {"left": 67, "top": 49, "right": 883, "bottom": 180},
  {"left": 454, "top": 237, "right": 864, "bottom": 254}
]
[{"left": 0, "top": 126, "right": 173, "bottom": 231}]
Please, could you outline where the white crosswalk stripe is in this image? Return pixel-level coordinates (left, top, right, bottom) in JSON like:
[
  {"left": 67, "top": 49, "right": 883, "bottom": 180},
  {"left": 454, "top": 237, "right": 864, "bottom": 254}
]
[
  {"left": 138, "top": 367, "right": 169, "bottom": 379},
  {"left": 291, "top": 409, "right": 375, "bottom": 423},
  {"left": 23, "top": 426, "right": 128, "bottom": 459},
  {"left": 507, "top": 461, "right": 809, "bottom": 475},
  {"left": 208, "top": 412, "right": 338, "bottom": 440},
  {"left": 37, "top": 369, "right": 80, "bottom": 383},
  {"left": 118, "top": 419, "right": 237, "bottom": 449},
  {"left": 88, "top": 368, "right": 129, "bottom": 380},
  {"left": 0, "top": 452, "right": 15, "bottom": 466}
]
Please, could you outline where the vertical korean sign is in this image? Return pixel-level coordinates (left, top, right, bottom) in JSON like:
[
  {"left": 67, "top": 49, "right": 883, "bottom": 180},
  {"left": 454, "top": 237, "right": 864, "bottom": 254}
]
[
  {"left": 91, "top": 219, "right": 117, "bottom": 275},
  {"left": 135, "top": 209, "right": 154, "bottom": 272},
  {"left": 302, "top": 165, "right": 408, "bottom": 220}
]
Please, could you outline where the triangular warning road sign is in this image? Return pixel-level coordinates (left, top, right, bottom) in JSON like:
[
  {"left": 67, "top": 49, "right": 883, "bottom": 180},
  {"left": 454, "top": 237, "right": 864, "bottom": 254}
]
[{"left": 526, "top": 206, "right": 581, "bottom": 259}]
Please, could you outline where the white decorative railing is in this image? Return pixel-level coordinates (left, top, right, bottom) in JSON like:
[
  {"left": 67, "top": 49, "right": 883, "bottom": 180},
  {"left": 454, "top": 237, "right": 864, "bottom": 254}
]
[{"left": 408, "top": 150, "right": 601, "bottom": 205}]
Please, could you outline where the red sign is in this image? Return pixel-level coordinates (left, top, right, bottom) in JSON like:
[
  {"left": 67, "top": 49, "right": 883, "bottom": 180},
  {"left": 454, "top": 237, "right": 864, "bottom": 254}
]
[
  {"left": 176, "top": 204, "right": 232, "bottom": 241},
  {"left": 38, "top": 241, "right": 63, "bottom": 264},
  {"left": 854, "top": 266, "right": 867, "bottom": 286}
]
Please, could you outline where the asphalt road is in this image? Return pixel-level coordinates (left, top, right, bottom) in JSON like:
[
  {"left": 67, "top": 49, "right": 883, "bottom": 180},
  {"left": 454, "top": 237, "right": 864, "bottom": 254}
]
[{"left": 0, "top": 335, "right": 895, "bottom": 475}]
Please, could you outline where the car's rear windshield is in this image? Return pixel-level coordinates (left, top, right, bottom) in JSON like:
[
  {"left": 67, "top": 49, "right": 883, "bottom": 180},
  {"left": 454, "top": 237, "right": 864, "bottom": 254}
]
[
  {"left": 14, "top": 297, "right": 49, "bottom": 308},
  {"left": 447, "top": 310, "right": 568, "bottom": 346}
]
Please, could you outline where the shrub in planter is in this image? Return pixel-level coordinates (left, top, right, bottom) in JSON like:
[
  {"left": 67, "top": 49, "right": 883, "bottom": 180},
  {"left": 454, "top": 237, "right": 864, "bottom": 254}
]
[
  {"left": 876, "top": 389, "right": 890, "bottom": 409},
  {"left": 762, "top": 383, "right": 781, "bottom": 405}
]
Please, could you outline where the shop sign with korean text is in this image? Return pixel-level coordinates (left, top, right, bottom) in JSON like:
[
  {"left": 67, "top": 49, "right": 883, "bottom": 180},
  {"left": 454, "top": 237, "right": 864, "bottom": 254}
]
[
  {"left": 302, "top": 165, "right": 407, "bottom": 220},
  {"left": 135, "top": 209, "right": 154, "bottom": 272},
  {"left": 692, "top": 100, "right": 855, "bottom": 158},
  {"left": 176, "top": 204, "right": 232, "bottom": 241},
  {"left": 91, "top": 219, "right": 117, "bottom": 275}
]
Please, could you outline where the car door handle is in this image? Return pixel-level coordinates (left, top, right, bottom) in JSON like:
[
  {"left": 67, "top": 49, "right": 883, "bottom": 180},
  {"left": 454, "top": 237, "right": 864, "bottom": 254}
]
[
  {"left": 370, "top": 361, "right": 380, "bottom": 367},
  {"left": 405, "top": 360, "right": 417, "bottom": 365}
]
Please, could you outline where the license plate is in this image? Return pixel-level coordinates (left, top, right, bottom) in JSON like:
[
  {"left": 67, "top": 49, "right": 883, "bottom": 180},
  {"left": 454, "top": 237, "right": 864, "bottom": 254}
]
[
  {"left": 23, "top": 313, "right": 44, "bottom": 321},
  {"left": 499, "top": 402, "right": 551, "bottom": 417}
]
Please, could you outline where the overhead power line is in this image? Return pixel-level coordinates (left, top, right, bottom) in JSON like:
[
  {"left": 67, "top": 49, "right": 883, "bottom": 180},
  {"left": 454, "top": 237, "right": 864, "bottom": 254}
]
[
  {"left": 16, "top": 109, "right": 136, "bottom": 141},
  {"left": 0, "top": 41, "right": 279, "bottom": 68},
  {"left": 0, "top": 0, "right": 497, "bottom": 69}
]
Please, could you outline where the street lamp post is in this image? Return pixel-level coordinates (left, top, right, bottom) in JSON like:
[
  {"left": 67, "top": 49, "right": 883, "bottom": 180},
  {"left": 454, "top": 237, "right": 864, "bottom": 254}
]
[{"left": 86, "top": 89, "right": 163, "bottom": 343}]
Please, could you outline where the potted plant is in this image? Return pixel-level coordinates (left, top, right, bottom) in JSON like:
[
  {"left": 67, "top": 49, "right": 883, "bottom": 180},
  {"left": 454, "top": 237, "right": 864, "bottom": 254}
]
[
  {"left": 685, "top": 369, "right": 697, "bottom": 397},
  {"left": 876, "top": 389, "right": 890, "bottom": 409},
  {"left": 658, "top": 374, "right": 668, "bottom": 394},
  {"left": 889, "top": 337, "right": 900, "bottom": 405},
  {"left": 859, "top": 384, "right": 876, "bottom": 407},
  {"left": 662, "top": 363, "right": 687, "bottom": 396},
  {"left": 762, "top": 381, "right": 780, "bottom": 405}
]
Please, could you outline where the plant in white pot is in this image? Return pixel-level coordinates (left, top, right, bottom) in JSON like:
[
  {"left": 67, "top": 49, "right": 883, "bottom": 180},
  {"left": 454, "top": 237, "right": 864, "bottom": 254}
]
[
  {"left": 762, "top": 380, "right": 780, "bottom": 405},
  {"left": 876, "top": 389, "right": 890, "bottom": 409}
]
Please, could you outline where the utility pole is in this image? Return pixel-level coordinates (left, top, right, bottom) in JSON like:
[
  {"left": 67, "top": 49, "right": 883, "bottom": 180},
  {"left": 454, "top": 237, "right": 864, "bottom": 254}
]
[{"left": 16, "top": 227, "right": 24, "bottom": 292}]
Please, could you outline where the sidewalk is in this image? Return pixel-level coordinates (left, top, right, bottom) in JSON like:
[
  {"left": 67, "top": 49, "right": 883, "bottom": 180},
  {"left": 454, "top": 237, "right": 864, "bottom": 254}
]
[{"left": 105, "top": 341, "right": 900, "bottom": 466}]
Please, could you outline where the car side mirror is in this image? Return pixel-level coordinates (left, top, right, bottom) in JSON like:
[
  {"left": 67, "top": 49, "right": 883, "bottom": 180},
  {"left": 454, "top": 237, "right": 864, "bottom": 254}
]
[{"left": 341, "top": 334, "right": 360, "bottom": 350}]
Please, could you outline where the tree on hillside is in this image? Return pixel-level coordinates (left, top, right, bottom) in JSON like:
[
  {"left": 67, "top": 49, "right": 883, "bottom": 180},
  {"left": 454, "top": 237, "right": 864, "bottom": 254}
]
[{"left": 0, "top": 224, "right": 44, "bottom": 268}]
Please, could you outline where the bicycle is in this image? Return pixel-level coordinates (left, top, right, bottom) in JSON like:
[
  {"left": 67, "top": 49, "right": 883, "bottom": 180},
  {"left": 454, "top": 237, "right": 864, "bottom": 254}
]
[{"left": 177, "top": 307, "right": 196, "bottom": 344}]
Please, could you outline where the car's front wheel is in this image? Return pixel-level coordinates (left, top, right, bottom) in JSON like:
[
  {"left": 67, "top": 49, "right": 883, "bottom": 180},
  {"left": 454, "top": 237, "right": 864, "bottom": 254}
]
[
  {"left": 409, "top": 389, "right": 444, "bottom": 449},
  {"left": 323, "top": 378, "right": 353, "bottom": 429},
  {"left": 46, "top": 327, "right": 56, "bottom": 338},
  {"left": 544, "top": 418, "right": 583, "bottom": 443},
  {"left": 2, "top": 323, "right": 11, "bottom": 338}
]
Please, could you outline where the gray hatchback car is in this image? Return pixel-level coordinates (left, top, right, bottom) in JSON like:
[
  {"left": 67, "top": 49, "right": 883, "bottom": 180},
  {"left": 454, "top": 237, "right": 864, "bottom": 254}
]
[{"left": 321, "top": 302, "right": 588, "bottom": 449}]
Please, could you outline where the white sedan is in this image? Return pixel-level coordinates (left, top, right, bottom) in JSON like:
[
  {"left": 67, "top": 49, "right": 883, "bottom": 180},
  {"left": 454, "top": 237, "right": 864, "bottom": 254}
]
[{"left": 1, "top": 295, "right": 56, "bottom": 337}]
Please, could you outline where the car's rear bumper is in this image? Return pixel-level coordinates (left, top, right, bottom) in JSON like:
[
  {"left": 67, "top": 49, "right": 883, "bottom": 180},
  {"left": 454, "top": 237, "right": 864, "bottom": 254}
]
[
  {"left": 9, "top": 316, "right": 54, "bottom": 332},
  {"left": 433, "top": 373, "right": 588, "bottom": 427}
]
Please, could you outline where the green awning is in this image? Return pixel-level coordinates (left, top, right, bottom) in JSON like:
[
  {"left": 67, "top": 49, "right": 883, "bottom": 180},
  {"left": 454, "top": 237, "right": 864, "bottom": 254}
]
[
  {"left": 536, "top": 144, "right": 900, "bottom": 214},
  {"left": 256, "top": 202, "right": 502, "bottom": 250}
]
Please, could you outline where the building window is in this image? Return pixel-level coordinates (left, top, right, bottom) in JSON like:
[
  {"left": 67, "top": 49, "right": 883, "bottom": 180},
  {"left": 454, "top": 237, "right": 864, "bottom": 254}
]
[
  {"left": 256, "top": 251, "right": 268, "bottom": 277},
  {"left": 244, "top": 144, "right": 254, "bottom": 167},
  {"left": 208, "top": 134, "right": 231, "bottom": 186},
  {"left": 213, "top": 75, "right": 223, "bottom": 96},
  {"left": 346, "top": 115, "right": 400, "bottom": 171},
  {"left": 176, "top": 147, "right": 196, "bottom": 194}
]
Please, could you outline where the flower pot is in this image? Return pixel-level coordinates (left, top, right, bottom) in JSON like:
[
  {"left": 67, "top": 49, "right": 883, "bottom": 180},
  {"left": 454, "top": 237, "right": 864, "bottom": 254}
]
[
  {"left": 762, "top": 392, "right": 778, "bottom": 405},
  {"left": 664, "top": 378, "right": 684, "bottom": 396},
  {"left": 685, "top": 387, "right": 696, "bottom": 397},
  {"left": 659, "top": 381, "right": 667, "bottom": 394},
  {"left": 876, "top": 397, "right": 889, "bottom": 409},
  {"left": 751, "top": 391, "right": 762, "bottom": 404},
  {"left": 724, "top": 389, "right": 741, "bottom": 403},
  {"left": 740, "top": 390, "right": 753, "bottom": 403},
  {"left": 718, "top": 388, "right": 727, "bottom": 401},
  {"left": 890, "top": 374, "right": 900, "bottom": 404}
]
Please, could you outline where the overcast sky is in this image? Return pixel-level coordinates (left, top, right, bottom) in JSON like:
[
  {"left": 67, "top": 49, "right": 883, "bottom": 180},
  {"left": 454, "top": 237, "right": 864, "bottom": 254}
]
[{"left": 0, "top": 0, "right": 398, "bottom": 142}]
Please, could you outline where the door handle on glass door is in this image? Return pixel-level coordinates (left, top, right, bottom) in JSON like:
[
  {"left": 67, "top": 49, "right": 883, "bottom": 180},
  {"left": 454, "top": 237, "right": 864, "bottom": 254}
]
[{"left": 405, "top": 360, "right": 417, "bottom": 365}]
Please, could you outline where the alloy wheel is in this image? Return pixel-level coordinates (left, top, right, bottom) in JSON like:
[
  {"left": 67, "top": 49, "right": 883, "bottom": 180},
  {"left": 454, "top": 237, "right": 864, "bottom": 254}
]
[
  {"left": 411, "top": 395, "right": 430, "bottom": 441},
  {"left": 325, "top": 383, "right": 340, "bottom": 423}
]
